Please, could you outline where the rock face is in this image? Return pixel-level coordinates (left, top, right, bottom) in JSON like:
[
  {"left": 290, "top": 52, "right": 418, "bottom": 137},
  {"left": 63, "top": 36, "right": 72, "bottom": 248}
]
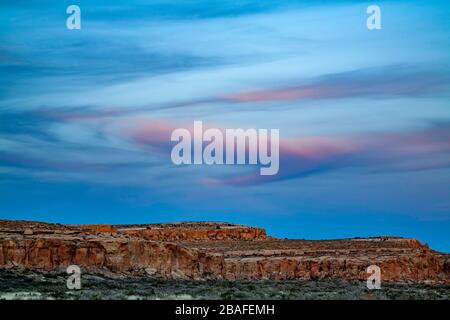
[
  {"left": 116, "top": 222, "right": 269, "bottom": 242},
  {"left": 0, "top": 220, "right": 449, "bottom": 283}
]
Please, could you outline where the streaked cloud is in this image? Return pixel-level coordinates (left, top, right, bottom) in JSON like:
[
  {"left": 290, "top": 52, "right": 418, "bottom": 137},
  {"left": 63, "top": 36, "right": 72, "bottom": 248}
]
[{"left": 205, "top": 122, "right": 450, "bottom": 186}]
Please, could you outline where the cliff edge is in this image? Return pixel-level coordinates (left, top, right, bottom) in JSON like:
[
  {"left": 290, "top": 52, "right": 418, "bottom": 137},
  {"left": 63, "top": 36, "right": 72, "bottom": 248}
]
[{"left": 0, "top": 220, "right": 449, "bottom": 283}]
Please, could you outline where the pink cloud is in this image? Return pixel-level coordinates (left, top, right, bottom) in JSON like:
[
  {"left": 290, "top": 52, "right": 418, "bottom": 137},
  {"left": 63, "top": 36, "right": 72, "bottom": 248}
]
[
  {"left": 207, "top": 124, "right": 450, "bottom": 186},
  {"left": 225, "top": 84, "right": 343, "bottom": 103},
  {"left": 90, "top": 117, "right": 450, "bottom": 187}
]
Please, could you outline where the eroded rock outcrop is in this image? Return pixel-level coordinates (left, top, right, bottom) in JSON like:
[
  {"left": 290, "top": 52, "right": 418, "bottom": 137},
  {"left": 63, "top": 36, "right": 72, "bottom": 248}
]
[
  {"left": 116, "top": 222, "right": 269, "bottom": 242},
  {"left": 0, "top": 220, "right": 449, "bottom": 283}
]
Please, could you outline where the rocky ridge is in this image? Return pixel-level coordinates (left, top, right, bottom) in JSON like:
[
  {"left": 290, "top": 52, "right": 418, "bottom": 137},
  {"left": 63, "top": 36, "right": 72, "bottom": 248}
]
[{"left": 0, "top": 220, "right": 449, "bottom": 283}]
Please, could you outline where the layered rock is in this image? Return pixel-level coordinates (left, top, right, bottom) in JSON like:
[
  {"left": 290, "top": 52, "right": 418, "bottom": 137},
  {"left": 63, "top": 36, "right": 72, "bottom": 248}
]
[
  {"left": 116, "top": 222, "right": 269, "bottom": 242},
  {"left": 0, "top": 220, "right": 449, "bottom": 283}
]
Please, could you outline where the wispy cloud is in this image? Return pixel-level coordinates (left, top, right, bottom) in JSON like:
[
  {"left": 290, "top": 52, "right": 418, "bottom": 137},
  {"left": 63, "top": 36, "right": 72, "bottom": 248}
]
[
  {"left": 225, "top": 66, "right": 450, "bottom": 103},
  {"left": 205, "top": 122, "right": 450, "bottom": 186}
]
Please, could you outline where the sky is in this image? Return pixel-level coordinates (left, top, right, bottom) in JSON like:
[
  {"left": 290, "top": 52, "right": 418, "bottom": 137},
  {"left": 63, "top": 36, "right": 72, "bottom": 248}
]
[{"left": 1, "top": 1, "right": 449, "bottom": 251}]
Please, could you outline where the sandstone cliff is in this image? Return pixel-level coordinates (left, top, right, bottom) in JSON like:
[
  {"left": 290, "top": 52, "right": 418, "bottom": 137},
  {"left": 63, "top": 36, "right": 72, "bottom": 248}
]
[{"left": 0, "top": 220, "right": 449, "bottom": 283}]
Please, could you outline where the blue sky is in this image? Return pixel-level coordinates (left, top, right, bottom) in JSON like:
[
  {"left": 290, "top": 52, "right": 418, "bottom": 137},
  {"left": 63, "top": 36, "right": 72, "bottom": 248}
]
[{"left": 1, "top": 1, "right": 450, "bottom": 251}]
